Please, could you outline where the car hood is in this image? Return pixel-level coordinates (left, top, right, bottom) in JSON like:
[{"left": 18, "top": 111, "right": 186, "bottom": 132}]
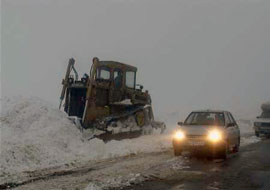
[{"left": 179, "top": 125, "right": 224, "bottom": 136}]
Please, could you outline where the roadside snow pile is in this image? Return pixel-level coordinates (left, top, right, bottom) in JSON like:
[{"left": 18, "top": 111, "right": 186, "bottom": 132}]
[
  {"left": 0, "top": 97, "right": 87, "bottom": 175},
  {"left": 0, "top": 97, "right": 171, "bottom": 182},
  {"left": 241, "top": 136, "right": 260, "bottom": 147}
]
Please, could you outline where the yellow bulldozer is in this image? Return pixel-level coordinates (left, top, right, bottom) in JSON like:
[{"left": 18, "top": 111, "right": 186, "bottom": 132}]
[{"left": 59, "top": 57, "right": 165, "bottom": 141}]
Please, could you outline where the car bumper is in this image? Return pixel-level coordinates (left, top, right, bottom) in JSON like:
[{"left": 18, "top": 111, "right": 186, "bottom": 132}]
[
  {"left": 254, "top": 123, "right": 270, "bottom": 134},
  {"left": 173, "top": 138, "right": 226, "bottom": 153}
]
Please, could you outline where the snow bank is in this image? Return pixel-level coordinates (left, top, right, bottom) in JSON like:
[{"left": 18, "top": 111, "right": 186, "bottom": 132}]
[
  {"left": 0, "top": 97, "right": 172, "bottom": 182},
  {"left": 0, "top": 97, "right": 87, "bottom": 176},
  {"left": 240, "top": 136, "right": 260, "bottom": 147}
]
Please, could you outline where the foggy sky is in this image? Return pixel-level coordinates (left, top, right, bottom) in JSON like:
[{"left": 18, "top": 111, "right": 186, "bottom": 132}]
[{"left": 1, "top": 0, "right": 270, "bottom": 118}]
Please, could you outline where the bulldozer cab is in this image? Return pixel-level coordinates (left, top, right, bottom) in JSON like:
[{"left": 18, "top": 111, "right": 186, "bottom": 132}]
[{"left": 95, "top": 61, "right": 138, "bottom": 102}]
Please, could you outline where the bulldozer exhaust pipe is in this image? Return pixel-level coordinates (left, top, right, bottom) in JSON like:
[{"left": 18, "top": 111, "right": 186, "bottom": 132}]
[{"left": 59, "top": 58, "right": 75, "bottom": 109}]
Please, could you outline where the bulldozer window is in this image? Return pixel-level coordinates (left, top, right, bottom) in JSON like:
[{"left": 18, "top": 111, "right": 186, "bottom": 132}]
[
  {"left": 97, "top": 67, "right": 110, "bottom": 80},
  {"left": 114, "top": 70, "right": 123, "bottom": 88},
  {"left": 126, "top": 71, "right": 135, "bottom": 88}
]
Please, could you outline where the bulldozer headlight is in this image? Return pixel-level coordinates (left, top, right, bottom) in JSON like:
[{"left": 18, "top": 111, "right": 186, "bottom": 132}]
[
  {"left": 174, "top": 130, "right": 185, "bottom": 140},
  {"left": 68, "top": 78, "right": 74, "bottom": 84},
  {"left": 207, "top": 129, "right": 222, "bottom": 142}
]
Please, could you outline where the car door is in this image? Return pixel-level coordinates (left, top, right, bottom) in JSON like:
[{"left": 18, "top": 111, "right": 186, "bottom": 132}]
[
  {"left": 224, "top": 112, "right": 236, "bottom": 147},
  {"left": 228, "top": 112, "right": 240, "bottom": 145}
]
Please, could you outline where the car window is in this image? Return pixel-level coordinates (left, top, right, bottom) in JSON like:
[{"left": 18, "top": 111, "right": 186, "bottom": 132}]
[
  {"left": 228, "top": 113, "right": 236, "bottom": 124},
  {"left": 184, "top": 112, "right": 225, "bottom": 126},
  {"left": 224, "top": 113, "right": 231, "bottom": 124},
  {"left": 185, "top": 113, "right": 196, "bottom": 124}
]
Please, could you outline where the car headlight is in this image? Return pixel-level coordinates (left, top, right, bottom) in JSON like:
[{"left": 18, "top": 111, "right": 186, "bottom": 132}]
[
  {"left": 254, "top": 122, "right": 262, "bottom": 127},
  {"left": 174, "top": 130, "right": 185, "bottom": 140},
  {"left": 207, "top": 129, "right": 222, "bottom": 142}
]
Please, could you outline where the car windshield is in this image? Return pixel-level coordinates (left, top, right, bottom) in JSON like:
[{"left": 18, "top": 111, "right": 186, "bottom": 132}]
[
  {"left": 184, "top": 112, "right": 225, "bottom": 126},
  {"left": 260, "top": 112, "right": 270, "bottom": 118}
]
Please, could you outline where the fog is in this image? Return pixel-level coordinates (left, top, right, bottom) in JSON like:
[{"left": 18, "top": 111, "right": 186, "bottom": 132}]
[{"left": 1, "top": 0, "right": 270, "bottom": 119}]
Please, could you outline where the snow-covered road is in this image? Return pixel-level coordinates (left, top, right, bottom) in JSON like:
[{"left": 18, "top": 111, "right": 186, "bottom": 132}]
[
  {"left": 7, "top": 133, "right": 260, "bottom": 190},
  {"left": 9, "top": 150, "right": 186, "bottom": 190}
]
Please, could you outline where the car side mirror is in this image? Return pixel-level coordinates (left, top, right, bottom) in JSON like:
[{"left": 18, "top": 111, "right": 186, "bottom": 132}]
[{"left": 177, "top": 122, "right": 183, "bottom": 126}]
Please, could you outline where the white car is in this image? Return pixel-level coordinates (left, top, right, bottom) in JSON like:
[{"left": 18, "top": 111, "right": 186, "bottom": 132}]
[
  {"left": 254, "top": 103, "right": 270, "bottom": 137},
  {"left": 172, "top": 110, "right": 240, "bottom": 159}
]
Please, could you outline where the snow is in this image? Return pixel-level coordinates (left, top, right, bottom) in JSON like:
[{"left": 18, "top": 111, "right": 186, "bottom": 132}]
[
  {"left": 85, "top": 173, "right": 144, "bottom": 190},
  {"left": 1, "top": 97, "right": 88, "bottom": 179},
  {"left": 82, "top": 154, "right": 187, "bottom": 190},
  {"left": 0, "top": 96, "right": 262, "bottom": 186},
  {"left": 237, "top": 119, "right": 261, "bottom": 147},
  {"left": 241, "top": 135, "right": 260, "bottom": 147},
  {"left": 85, "top": 183, "right": 102, "bottom": 190},
  {"left": 113, "top": 99, "right": 132, "bottom": 105},
  {"left": 107, "top": 116, "right": 141, "bottom": 134},
  {"left": 0, "top": 97, "right": 172, "bottom": 183}
]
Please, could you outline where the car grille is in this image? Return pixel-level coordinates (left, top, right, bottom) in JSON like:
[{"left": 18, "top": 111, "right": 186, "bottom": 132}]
[{"left": 186, "top": 135, "right": 206, "bottom": 139}]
